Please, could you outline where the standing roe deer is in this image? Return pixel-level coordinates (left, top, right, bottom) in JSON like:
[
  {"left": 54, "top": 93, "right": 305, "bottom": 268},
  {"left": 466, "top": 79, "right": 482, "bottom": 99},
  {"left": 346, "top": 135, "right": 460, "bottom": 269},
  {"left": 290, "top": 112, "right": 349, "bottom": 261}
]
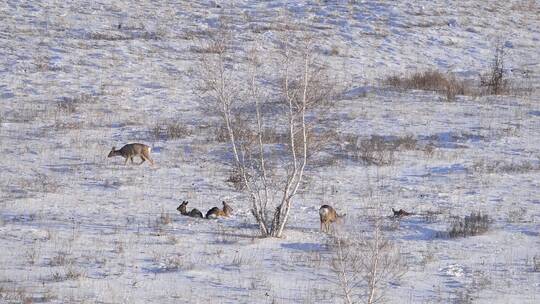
[
  {"left": 177, "top": 201, "right": 203, "bottom": 218},
  {"left": 319, "top": 205, "right": 345, "bottom": 233},
  {"left": 108, "top": 143, "right": 154, "bottom": 166},
  {"left": 206, "top": 201, "right": 233, "bottom": 219}
]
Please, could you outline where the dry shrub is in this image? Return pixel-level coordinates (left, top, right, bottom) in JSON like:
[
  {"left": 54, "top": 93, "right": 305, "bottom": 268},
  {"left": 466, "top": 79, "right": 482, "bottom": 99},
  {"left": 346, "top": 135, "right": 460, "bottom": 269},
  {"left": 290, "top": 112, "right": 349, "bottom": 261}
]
[
  {"left": 19, "top": 172, "right": 61, "bottom": 193},
  {"left": 152, "top": 122, "right": 191, "bottom": 140},
  {"left": 328, "top": 220, "right": 406, "bottom": 304},
  {"left": 154, "top": 253, "right": 195, "bottom": 272},
  {"left": 56, "top": 93, "right": 98, "bottom": 115},
  {"left": 385, "top": 70, "right": 469, "bottom": 101},
  {"left": 56, "top": 99, "right": 77, "bottom": 114},
  {"left": 225, "top": 167, "right": 247, "bottom": 191},
  {"left": 88, "top": 31, "right": 160, "bottom": 41},
  {"left": 533, "top": 255, "right": 540, "bottom": 272},
  {"left": 439, "top": 212, "right": 490, "bottom": 238},
  {"left": 473, "top": 160, "right": 539, "bottom": 174},
  {"left": 215, "top": 119, "right": 285, "bottom": 145},
  {"left": 343, "top": 134, "right": 417, "bottom": 166},
  {"left": 480, "top": 43, "right": 509, "bottom": 95},
  {"left": 215, "top": 124, "right": 230, "bottom": 143}
]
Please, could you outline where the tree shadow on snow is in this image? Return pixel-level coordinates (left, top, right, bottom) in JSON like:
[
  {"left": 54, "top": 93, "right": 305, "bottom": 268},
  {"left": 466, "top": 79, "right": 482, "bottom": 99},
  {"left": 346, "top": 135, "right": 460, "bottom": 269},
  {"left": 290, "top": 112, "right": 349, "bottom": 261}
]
[{"left": 281, "top": 242, "right": 326, "bottom": 252}]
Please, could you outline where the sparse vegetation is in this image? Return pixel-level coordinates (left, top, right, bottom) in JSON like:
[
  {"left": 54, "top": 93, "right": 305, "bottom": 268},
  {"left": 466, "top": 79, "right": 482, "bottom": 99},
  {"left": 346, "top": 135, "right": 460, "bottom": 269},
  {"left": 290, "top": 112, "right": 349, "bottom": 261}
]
[
  {"left": 154, "top": 253, "right": 195, "bottom": 272},
  {"left": 473, "top": 160, "right": 539, "bottom": 174},
  {"left": 385, "top": 44, "right": 526, "bottom": 99},
  {"left": 533, "top": 255, "right": 540, "bottom": 272},
  {"left": 2, "top": 2, "right": 539, "bottom": 303},
  {"left": 88, "top": 30, "right": 161, "bottom": 41},
  {"left": 158, "top": 211, "right": 173, "bottom": 226},
  {"left": 480, "top": 43, "right": 509, "bottom": 95},
  {"left": 225, "top": 168, "right": 247, "bottom": 191},
  {"left": 385, "top": 70, "right": 469, "bottom": 101},
  {"left": 151, "top": 122, "right": 191, "bottom": 140},
  {"left": 328, "top": 218, "right": 407, "bottom": 304},
  {"left": 440, "top": 212, "right": 490, "bottom": 238},
  {"left": 342, "top": 134, "right": 418, "bottom": 166},
  {"left": 19, "top": 172, "right": 61, "bottom": 193}
]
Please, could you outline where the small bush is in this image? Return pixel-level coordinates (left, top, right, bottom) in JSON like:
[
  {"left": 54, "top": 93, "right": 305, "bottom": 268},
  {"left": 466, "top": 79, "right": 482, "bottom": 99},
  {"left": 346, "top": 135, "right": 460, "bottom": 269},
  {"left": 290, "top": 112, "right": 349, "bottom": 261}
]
[
  {"left": 154, "top": 254, "right": 194, "bottom": 272},
  {"left": 225, "top": 168, "right": 247, "bottom": 191},
  {"left": 56, "top": 94, "right": 98, "bottom": 115},
  {"left": 385, "top": 70, "right": 468, "bottom": 101},
  {"left": 441, "top": 212, "right": 490, "bottom": 238},
  {"left": 49, "top": 252, "right": 71, "bottom": 266},
  {"left": 480, "top": 43, "right": 509, "bottom": 95},
  {"left": 56, "top": 99, "right": 77, "bottom": 114},
  {"left": 151, "top": 122, "right": 191, "bottom": 140},
  {"left": 190, "top": 38, "right": 228, "bottom": 54},
  {"left": 215, "top": 125, "right": 230, "bottom": 142},
  {"left": 65, "top": 266, "right": 86, "bottom": 280},
  {"left": 343, "top": 134, "right": 418, "bottom": 166},
  {"left": 533, "top": 255, "right": 540, "bottom": 272}
]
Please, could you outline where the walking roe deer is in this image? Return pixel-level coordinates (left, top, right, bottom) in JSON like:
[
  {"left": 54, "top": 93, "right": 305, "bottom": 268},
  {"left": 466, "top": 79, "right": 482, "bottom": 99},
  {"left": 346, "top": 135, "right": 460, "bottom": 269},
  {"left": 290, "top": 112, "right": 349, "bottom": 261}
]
[
  {"left": 206, "top": 201, "right": 233, "bottom": 219},
  {"left": 108, "top": 143, "right": 154, "bottom": 166},
  {"left": 177, "top": 201, "right": 203, "bottom": 218},
  {"left": 319, "top": 205, "right": 345, "bottom": 233}
]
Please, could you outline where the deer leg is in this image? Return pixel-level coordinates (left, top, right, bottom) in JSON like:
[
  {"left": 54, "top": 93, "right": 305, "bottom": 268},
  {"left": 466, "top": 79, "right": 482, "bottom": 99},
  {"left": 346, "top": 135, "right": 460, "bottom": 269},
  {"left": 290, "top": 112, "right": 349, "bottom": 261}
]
[
  {"left": 141, "top": 155, "right": 154, "bottom": 166},
  {"left": 124, "top": 157, "right": 129, "bottom": 165},
  {"left": 138, "top": 156, "right": 145, "bottom": 165}
]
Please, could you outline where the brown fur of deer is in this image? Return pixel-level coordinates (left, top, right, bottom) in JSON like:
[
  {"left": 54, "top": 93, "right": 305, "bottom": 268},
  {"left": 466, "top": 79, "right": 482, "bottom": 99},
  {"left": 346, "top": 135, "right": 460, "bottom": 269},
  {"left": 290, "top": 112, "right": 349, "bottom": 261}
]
[
  {"left": 392, "top": 208, "right": 413, "bottom": 218},
  {"left": 319, "top": 205, "right": 345, "bottom": 233},
  {"left": 108, "top": 143, "right": 154, "bottom": 166},
  {"left": 206, "top": 201, "right": 233, "bottom": 219},
  {"left": 177, "top": 201, "right": 203, "bottom": 218}
]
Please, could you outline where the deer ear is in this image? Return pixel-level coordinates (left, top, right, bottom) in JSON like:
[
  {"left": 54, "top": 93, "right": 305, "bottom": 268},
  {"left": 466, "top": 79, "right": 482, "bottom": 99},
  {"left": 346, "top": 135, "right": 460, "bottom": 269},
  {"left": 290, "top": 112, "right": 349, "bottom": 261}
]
[{"left": 111, "top": 146, "right": 116, "bottom": 150}]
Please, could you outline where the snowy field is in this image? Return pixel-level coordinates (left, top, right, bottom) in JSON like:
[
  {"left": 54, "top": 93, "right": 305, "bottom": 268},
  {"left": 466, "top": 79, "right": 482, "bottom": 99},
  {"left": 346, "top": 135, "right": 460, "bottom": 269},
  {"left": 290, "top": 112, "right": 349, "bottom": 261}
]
[{"left": 1, "top": 0, "right": 539, "bottom": 303}]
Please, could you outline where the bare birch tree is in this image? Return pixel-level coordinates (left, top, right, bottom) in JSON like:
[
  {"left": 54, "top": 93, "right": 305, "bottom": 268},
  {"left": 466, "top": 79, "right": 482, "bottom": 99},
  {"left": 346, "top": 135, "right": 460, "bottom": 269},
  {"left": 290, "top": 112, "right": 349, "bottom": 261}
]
[{"left": 195, "top": 20, "right": 336, "bottom": 237}]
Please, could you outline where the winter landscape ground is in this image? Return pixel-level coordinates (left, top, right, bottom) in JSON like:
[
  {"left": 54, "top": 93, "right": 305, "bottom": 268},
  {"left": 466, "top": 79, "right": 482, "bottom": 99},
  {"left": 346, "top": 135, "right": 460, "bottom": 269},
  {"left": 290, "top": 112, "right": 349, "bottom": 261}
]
[{"left": 1, "top": 1, "right": 539, "bottom": 303}]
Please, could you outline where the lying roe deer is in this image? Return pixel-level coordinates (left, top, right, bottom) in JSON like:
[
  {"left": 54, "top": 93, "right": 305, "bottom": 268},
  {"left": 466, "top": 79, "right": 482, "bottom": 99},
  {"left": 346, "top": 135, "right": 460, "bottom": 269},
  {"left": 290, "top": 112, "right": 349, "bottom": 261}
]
[
  {"left": 319, "top": 205, "right": 345, "bottom": 233},
  {"left": 206, "top": 201, "right": 233, "bottom": 219},
  {"left": 392, "top": 208, "right": 414, "bottom": 218},
  {"left": 177, "top": 201, "right": 203, "bottom": 218},
  {"left": 108, "top": 143, "right": 154, "bottom": 166}
]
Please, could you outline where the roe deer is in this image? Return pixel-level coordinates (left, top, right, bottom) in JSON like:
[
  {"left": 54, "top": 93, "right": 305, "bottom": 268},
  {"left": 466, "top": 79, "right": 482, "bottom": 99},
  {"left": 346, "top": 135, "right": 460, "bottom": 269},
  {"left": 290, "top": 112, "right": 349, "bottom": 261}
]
[
  {"left": 177, "top": 201, "right": 203, "bottom": 218},
  {"left": 319, "top": 205, "right": 345, "bottom": 233},
  {"left": 108, "top": 143, "right": 154, "bottom": 166},
  {"left": 392, "top": 208, "right": 413, "bottom": 218},
  {"left": 206, "top": 201, "right": 233, "bottom": 219}
]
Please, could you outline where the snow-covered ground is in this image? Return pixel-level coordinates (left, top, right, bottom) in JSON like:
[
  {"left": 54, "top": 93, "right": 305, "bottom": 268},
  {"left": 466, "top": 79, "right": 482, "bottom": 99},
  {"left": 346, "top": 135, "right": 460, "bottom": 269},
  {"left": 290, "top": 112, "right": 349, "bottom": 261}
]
[{"left": 1, "top": 1, "right": 539, "bottom": 303}]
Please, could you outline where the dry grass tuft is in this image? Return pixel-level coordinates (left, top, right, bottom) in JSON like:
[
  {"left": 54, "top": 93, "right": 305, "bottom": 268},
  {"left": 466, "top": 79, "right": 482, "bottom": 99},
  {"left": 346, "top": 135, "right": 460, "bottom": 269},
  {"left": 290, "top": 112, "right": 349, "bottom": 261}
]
[
  {"left": 439, "top": 212, "right": 490, "bottom": 238},
  {"left": 151, "top": 122, "right": 191, "bottom": 140},
  {"left": 385, "top": 70, "right": 469, "bottom": 101}
]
